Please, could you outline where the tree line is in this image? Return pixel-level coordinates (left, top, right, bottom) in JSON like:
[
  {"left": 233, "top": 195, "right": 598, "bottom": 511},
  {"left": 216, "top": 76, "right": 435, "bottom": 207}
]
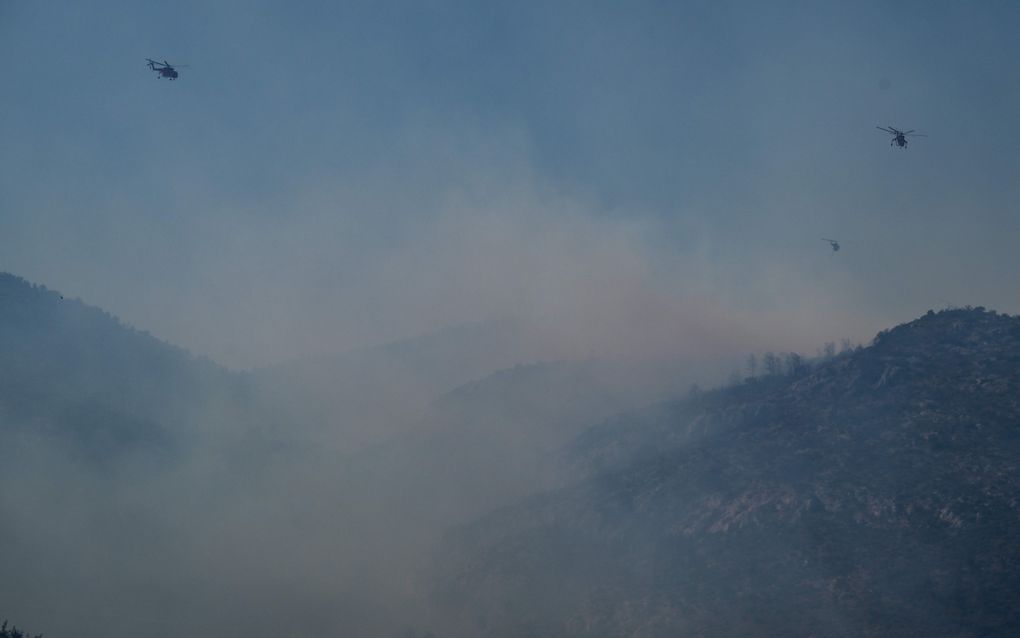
[
  {"left": 713, "top": 338, "right": 863, "bottom": 391},
  {"left": 1, "top": 620, "right": 41, "bottom": 638}
]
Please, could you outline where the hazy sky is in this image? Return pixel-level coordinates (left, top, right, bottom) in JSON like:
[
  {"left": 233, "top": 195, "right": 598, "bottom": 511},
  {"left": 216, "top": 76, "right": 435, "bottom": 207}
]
[
  {"left": 2, "top": 4, "right": 1020, "bottom": 636},
  {"left": 2, "top": 0, "right": 1019, "bottom": 367}
]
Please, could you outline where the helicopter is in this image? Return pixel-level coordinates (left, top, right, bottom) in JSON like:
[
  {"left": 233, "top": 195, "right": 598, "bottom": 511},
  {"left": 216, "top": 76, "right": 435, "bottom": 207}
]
[
  {"left": 822, "top": 238, "right": 840, "bottom": 252},
  {"left": 146, "top": 58, "right": 187, "bottom": 80},
  {"left": 876, "top": 126, "right": 926, "bottom": 148}
]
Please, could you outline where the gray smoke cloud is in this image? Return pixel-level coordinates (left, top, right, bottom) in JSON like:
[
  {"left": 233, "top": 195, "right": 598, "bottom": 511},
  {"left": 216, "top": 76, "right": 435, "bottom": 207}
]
[{"left": 2, "top": 1, "right": 1019, "bottom": 636}]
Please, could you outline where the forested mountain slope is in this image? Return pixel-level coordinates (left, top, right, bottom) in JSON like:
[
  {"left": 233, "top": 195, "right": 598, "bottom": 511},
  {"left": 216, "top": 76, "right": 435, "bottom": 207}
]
[{"left": 0, "top": 272, "right": 249, "bottom": 464}]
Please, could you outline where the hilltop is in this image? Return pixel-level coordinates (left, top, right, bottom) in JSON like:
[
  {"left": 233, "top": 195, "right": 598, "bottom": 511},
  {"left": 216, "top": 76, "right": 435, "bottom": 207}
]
[
  {"left": 0, "top": 272, "right": 250, "bottom": 466},
  {"left": 429, "top": 307, "right": 1020, "bottom": 637}
]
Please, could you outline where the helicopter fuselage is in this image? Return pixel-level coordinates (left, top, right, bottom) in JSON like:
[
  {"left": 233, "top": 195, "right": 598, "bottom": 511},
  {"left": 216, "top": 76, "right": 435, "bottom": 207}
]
[
  {"left": 148, "top": 59, "right": 180, "bottom": 79},
  {"left": 877, "top": 126, "right": 922, "bottom": 149}
]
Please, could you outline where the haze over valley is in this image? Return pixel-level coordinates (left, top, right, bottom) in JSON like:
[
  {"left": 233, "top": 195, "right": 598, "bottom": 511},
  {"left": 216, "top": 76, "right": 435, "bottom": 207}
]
[{"left": 2, "top": 2, "right": 1020, "bottom": 636}]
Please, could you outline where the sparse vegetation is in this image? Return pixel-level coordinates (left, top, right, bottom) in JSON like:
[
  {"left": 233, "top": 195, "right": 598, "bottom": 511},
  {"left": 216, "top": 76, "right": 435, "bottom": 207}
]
[
  {"left": 0, "top": 620, "right": 41, "bottom": 638},
  {"left": 433, "top": 307, "right": 1020, "bottom": 637}
]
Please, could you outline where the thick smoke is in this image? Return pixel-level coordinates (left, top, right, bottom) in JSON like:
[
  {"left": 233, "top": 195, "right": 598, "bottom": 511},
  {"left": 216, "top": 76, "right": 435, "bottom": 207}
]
[
  {"left": 4, "top": 2, "right": 1018, "bottom": 636},
  {"left": 0, "top": 189, "right": 871, "bottom": 638}
]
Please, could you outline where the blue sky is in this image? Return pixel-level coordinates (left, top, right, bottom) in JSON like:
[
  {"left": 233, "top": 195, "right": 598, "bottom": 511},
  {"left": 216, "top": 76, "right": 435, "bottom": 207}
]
[{"left": 2, "top": 0, "right": 1019, "bottom": 367}]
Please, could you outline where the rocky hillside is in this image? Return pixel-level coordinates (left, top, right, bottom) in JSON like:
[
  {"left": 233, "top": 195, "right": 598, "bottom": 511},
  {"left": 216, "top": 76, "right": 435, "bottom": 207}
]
[{"left": 429, "top": 308, "right": 1020, "bottom": 637}]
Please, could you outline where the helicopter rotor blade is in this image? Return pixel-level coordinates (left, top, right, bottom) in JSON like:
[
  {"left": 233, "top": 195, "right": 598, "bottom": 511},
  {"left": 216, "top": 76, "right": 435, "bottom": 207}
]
[
  {"left": 907, "top": 133, "right": 927, "bottom": 137},
  {"left": 876, "top": 127, "right": 893, "bottom": 133}
]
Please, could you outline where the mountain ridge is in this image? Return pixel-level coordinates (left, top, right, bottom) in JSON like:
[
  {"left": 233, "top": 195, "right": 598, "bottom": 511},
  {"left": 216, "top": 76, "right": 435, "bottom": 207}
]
[
  {"left": 428, "top": 307, "right": 1020, "bottom": 637},
  {"left": 0, "top": 271, "right": 249, "bottom": 466}
]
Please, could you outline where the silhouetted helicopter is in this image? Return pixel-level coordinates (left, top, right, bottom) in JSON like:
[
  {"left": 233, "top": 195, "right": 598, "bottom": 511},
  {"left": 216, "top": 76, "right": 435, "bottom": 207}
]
[
  {"left": 146, "top": 58, "right": 187, "bottom": 80},
  {"left": 876, "top": 126, "right": 926, "bottom": 148},
  {"left": 822, "top": 238, "right": 840, "bottom": 252}
]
